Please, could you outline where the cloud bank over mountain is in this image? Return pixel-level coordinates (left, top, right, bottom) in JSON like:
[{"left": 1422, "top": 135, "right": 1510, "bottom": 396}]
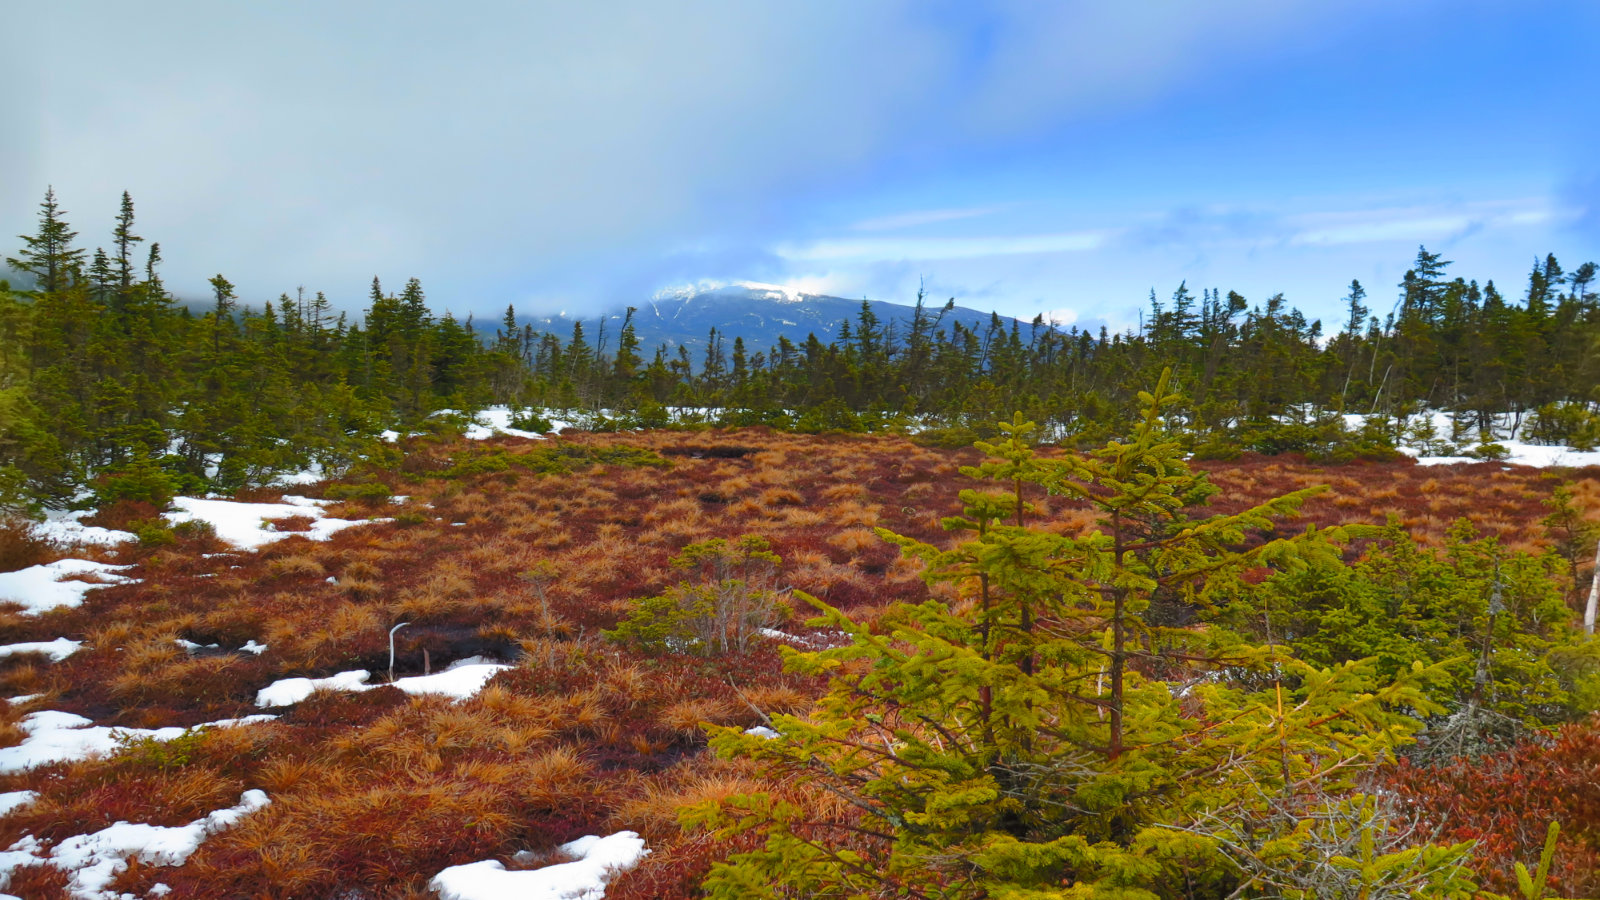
[{"left": 6, "top": 1, "right": 1595, "bottom": 327}]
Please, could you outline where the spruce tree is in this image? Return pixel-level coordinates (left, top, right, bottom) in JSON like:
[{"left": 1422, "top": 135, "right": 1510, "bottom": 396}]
[
  {"left": 111, "top": 190, "right": 143, "bottom": 296},
  {"left": 208, "top": 274, "right": 237, "bottom": 354},
  {"left": 8, "top": 187, "right": 85, "bottom": 293},
  {"left": 688, "top": 376, "right": 1468, "bottom": 899}
]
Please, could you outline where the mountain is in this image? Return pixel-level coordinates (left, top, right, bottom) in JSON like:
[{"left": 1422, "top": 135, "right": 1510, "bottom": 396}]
[{"left": 519, "top": 282, "right": 1047, "bottom": 358}]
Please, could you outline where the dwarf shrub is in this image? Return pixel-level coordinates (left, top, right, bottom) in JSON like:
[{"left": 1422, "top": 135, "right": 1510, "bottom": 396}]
[{"left": 606, "top": 535, "right": 788, "bottom": 656}]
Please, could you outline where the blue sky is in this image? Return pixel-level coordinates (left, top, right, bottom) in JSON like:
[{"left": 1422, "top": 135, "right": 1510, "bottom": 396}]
[{"left": 6, "top": 1, "right": 1596, "bottom": 330}]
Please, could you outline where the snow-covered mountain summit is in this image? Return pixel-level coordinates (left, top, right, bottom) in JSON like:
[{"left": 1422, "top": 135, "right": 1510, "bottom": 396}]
[{"left": 524, "top": 283, "right": 1037, "bottom": 356}]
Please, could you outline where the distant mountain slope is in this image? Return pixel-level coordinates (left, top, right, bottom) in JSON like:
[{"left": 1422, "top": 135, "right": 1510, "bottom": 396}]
[{"left": 520, "top": 282, "right": 1042, "bottom": 357}]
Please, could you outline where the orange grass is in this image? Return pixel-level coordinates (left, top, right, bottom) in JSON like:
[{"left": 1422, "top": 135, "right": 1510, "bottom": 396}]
[{"left": 0, "top": 430, "right": 1587, "bottom": 898}]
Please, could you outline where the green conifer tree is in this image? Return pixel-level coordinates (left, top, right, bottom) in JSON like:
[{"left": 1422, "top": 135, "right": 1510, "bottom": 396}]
[
  {"left": 687, "top": 374, "right": 1469, "bottom": 899},
  {"left": 8, "top": 187, "right": 85, "bottom": 293}
]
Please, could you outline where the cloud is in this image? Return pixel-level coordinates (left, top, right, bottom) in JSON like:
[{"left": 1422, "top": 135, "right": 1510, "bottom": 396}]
[
  {"left": 779, "top": 231, "right": 1109, "bottom": 262},
  {"left": 948, "top": 0, "right": 1357, "bottom": 132},
  {"left": 1288, "top": 202, "right": 1575, "bottom": 247},
  {"left": 4, "top": 1, "right": 1398, "bottom": 313},
  {"left": 1290, "top": 216, "right": 1475, "bottom": 246},
  {"left": 849, "top": 206, "right": 1007, "bottom": 232}
]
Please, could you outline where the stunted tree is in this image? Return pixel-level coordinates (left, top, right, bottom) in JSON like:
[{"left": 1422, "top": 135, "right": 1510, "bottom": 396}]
[
  {"left": 208, "top": 274, "right": 237, "bottom": 354},
  {"left": 606, "top": 535, "right": 788, "bottom": 656},
  {"left": 111, "top": 190, "right": 143, "bottom": 296},
  {"left": 688, "top": 374, "right": 1469, "bottom": 899},
  {"left": 8, "top": 187, "right": 85, "bottom": 293}
]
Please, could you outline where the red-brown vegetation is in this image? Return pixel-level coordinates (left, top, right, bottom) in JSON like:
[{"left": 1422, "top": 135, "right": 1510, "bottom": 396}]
[
  {"left": 1385, "top": 716, "right": 1600, "bottom": 897},
  {"left": 0, "top": 430, "right": 1592, "bottom": 896}
]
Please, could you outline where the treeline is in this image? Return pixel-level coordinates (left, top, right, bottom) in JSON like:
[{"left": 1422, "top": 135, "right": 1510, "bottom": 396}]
[
  {"left": 1, "top": 189, "right": 522, "bottom": 511},
  {"left": 512, "top": 248, "right": 1600, "bottom": 452},
  {"left": 2, "top": 187, "right": 1597, "bottom": 511}
]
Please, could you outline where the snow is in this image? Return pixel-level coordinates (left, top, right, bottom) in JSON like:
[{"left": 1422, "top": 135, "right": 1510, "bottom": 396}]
[
  {"left": 1410, "top": 454, "right": 1476, "bottom": 466},
  {"left": 0, "top": 638, "right": 82, "bottom": 662},
  {"left": 0, "top": 560, "right": 136, "bottom": 615},
  {"left": 744, "top": 726, "right": 779, "bottom": 740},
  {"left": 32, "top": 510, "right": 133, "bottom": 548},
  {"left": 1405, "top": 441, "right": 1600, "bottom": 467},
  {"left": 390, "top": 663, "right": 511, "bottom": 700},
  {"left": 466, "top": 407, "right": 551, "bottom": 440},
  {"left": 379, "top": 429, "right": 401, "bottom": 443},
  {"left": 0, "top": 789, "right": 268, "bottom": 899},
  {"left": 163, "top": 496, "right": 367, "bottom": 550},
  {"left": 457, "top": 406, "right": 579, "bottom": 440},
  {"left": 178, "top": 638, "right": 265, "bottom": 656},
  {"left": 429, "top": 831, "right": 649, "bottom": 900},
  {"left": 1480, "top": 442, "right": 1599, "bottom": 468},
  {"left": 254, "top": 660, "right": 512, "bottom": 708},
  {"left": 1339, "top": 410, "right": 1600, "bottom": 469},
  {"left": 757, "top": 628, "right": 847, "bottom": 650},
  {"left": 0, "top": 711, "right": 276, "bottom": 773},
  {"left": 0, "top": 792, "right": 36, "bottom": 818},
  {"left": 270, "top": 463, "right": 325, "bottom": 487},
  {"left": 255, "top": 670, "right": 373, "bottom": 707}
]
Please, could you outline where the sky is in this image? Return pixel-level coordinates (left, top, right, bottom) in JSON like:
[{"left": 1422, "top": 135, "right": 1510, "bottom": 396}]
[{"left": 6, "top": 1, "right": 1597, "bottom": 331}]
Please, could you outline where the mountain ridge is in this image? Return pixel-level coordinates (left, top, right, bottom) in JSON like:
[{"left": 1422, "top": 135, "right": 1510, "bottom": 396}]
[{"left": 517, "top": 282, "right": 1053, "bottom": 357}]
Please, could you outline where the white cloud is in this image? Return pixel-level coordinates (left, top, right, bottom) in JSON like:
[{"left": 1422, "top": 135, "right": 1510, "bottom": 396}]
[
  {"left": 1290, "top": 215, "right": 1475, "bottom": 246},
  {"left": 4, "top": 2, "right": 1401, "bottom": 310},
  {"left": 849, "top": 206, "right": 1007, "bottom": 232},
  {"left": 1288, "top": 201, "right": 1577, "bottom": 246},
  {"left": 779, "top": 230, "right": 1109, "bottom": 262}
]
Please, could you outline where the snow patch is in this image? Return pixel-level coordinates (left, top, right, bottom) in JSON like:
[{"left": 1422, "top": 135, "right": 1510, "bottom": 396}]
[
  {"left": 430, "top": 831, "right": 649, "bottom": 900},
  {"left": 0, "top": 790, "right": 268, "bottom": 898},
  {"left": 1345, "top": 410, "right": 1600, "bottom": 468},
  {"left": 0, "top": 792, "right": 36, "bottom": 818},
  {"left": 390, "top": 663, "right": 511, "bottom": 700},
  {"left": 0, "top": 560, "right": 136, "bottom": 615},
  {"left": 757, "top": 628, "right": 847, "bottom": 650},
  {"left": 254, "top": 661, "right": 512, "bottom": 708},
  {"left": 464, "top": 407, "right": 566, "bottom": 440},
  {"left": 255, "top": 670, "right": 373, "bottom": 707},
  {"left": 0, "top": 638, "right": 82, "bottom": 663},
  {"left": 270, "top": 462, "right": 325, "bottom": 487},
  {"left": 0, "top": 711, "right": 275, "bottom": 773},
  {"left": 163, "top": 496, "right": 367, "bottom": 550},
  {"left": 178, "top": 638, "right": 265, "bottom": 657},
  {"left": 33, "top": 510, "right": 133, "bottom": 548}
]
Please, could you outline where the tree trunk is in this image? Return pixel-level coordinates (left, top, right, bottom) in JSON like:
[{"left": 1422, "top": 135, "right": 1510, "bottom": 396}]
[
  {"left": 1109, "top": 588, "right": 1125, "bottom": 760},
  {"left": 1585, "top": 540, "right": 1600, "bottom": 636}
]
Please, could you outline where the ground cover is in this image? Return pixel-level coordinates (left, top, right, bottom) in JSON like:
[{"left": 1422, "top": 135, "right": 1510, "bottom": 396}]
[{"left": 0, "top": 429, "right": 1592, "bottom": 898}]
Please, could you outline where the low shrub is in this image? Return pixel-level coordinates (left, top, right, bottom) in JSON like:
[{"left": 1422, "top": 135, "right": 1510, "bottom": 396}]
[
  {"left": 131, "top": 519, "right": 178, "bottom": 548},
  {"left": 1524, "top": 402, "right": 1600, "bottom": 450},
  {"left": 323, "top": 482, "right": 394, "bottom": 504},
  {"left": 82, "top": 498, "right": 165, "bottom": 531},
  {"left": 606, "top": 536, "right": 789, "bottom": 656},
  {"left": 90, "top": 456, "right": 204, "bottom": 510},
  {"left": 509, "top": 408, "right": 554, "bottom": 433},
  {"left": 1228, "top": 418, "right": 1400, "bottom": 462},
  {"left": 113, "top": 727, "right": 213, "bottom": 775},
  {"left": 0, "top": 515, "right": 58, "bottom": 571},
  {"left": 1386, "top": 717, "right": 1600, "bottom": 897},
  {"left": 1468, "top": 441, "right": 1511, "bottom": 461},
  {"left": 171, "top": 518, "right": 219, "bottom": 545}
]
